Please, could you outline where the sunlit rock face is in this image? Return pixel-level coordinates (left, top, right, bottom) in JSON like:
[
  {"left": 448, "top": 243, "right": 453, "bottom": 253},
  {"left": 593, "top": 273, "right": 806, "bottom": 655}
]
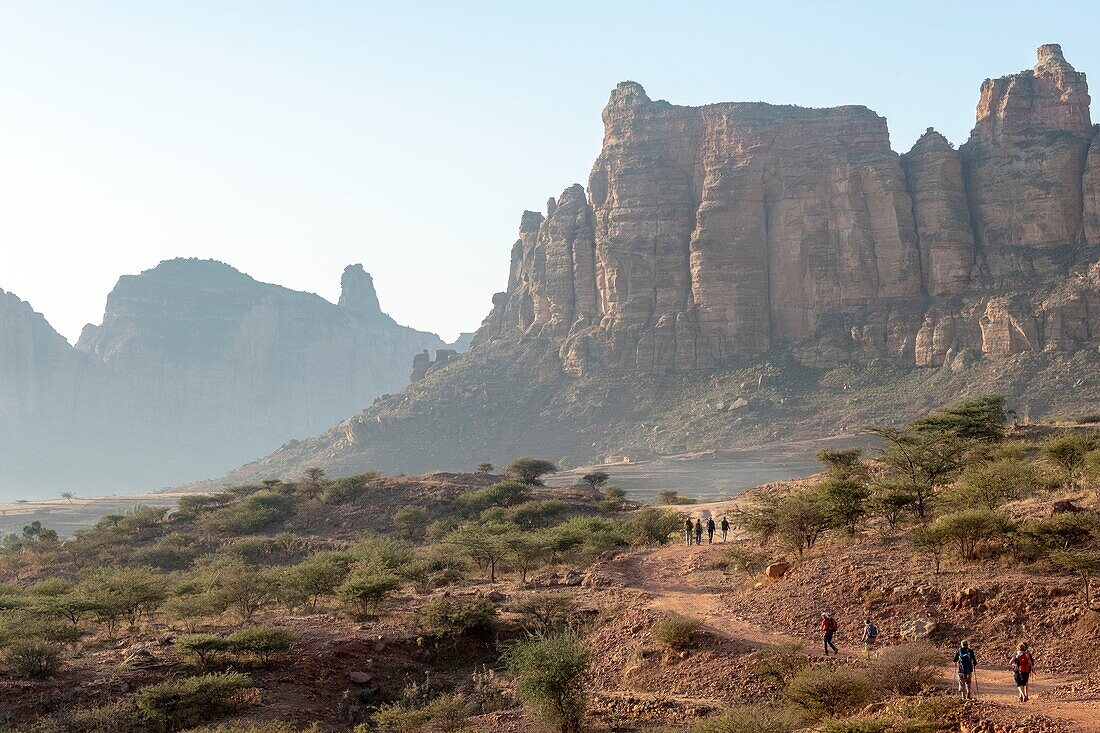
[{"left": 477, "top": 45, "right": 1100, "bottom": 371}]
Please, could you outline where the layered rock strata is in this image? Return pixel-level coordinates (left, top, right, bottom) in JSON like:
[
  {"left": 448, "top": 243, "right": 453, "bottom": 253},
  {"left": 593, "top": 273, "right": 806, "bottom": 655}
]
[{"left": 477, "top": 44, "right": 1100, "bottom": 372}]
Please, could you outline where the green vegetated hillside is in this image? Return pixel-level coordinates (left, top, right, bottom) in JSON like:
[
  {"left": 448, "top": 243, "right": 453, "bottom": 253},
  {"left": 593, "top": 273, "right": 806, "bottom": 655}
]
[
  {"left": 2, "top": 397, "right": 1100, "bottom": 732},
  {"left": 211, "top": 336, "right": 1100, "bottom": 486}
]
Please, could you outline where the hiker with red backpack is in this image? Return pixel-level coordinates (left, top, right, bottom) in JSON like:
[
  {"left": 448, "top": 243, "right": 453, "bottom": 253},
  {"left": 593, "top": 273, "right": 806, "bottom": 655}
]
[
  {"left": 821, "top": 612, "right": 839, "bottom": 655},
  {"left": 1011, "top": 642, "right": 1035, "bottom": 702}
]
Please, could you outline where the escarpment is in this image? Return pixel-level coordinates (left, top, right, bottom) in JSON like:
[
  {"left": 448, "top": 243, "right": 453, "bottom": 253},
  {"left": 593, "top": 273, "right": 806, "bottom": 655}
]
[{"left": 478, "top": 44, "right": 1100, "bottom": 373}]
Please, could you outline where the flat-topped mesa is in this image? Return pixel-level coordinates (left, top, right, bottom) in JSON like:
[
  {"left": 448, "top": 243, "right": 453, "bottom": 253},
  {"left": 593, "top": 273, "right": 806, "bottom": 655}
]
[
  {"left": 338, "top": 264, "right": 381, "bottom": 315},
  {"left": 480, "top": 45, "right": 1100, "bottom": 374}
]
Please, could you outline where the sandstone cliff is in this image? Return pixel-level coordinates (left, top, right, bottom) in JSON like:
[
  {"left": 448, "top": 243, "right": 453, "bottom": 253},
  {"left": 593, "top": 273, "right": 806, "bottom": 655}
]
[
  {"left": 0, "top": 261, "right": 450, "bottom": 492},
  {"left": 215, "top": 44, "right": 1100, "bottom": 485},
  {"left": 478, "top": 44, "right": 1100, "bottom": 374}
]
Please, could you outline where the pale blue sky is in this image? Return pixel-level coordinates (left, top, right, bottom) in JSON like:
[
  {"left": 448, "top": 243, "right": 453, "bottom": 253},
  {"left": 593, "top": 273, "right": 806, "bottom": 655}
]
[{"left": 1, "top": 1, "right": 1097, "bottom": 342}]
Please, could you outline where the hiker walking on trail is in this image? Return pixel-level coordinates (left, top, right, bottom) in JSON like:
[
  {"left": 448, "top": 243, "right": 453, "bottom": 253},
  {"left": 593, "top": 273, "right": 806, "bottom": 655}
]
[
  {"left": 706, "top": 517, "right": 716, "bottom": 544},
  {"left": 954, "top": 640, "right": 978, "bottom": 700},
  {"left": 1011, "top": 642, "right": 1034, "bottom": 702},
  {"left": 861, "top": 617, "right": 878, "bottom": 657},
  {"left": 694, "top": 518, "right": 703, "bottom": 546},
  {"left": 684, "top": 517, "right": 694, "bottom": 546},
  {"left": 720, "top": 516, "right": 730, "bottom": 542},
  {"left": 821, "top": 612, "right": 839, "bottom": 656}
]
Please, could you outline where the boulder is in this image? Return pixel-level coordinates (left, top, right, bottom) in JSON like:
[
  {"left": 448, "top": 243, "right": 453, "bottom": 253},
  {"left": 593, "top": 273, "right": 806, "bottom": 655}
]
[
  {"left": 764, "top": 562, "right": 790, "bottom": 579},
  {"left": 899, "top": 619, "right": 937, "bottom": 640}
]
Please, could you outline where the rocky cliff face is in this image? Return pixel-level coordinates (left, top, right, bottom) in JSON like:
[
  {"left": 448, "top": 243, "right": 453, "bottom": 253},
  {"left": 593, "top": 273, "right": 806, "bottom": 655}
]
[
  {"left": 478, "top": 44, "right": 1100, "bottom": 373},
  {"left": 0, "top": 261, "right": 449, "bottom": 492}
]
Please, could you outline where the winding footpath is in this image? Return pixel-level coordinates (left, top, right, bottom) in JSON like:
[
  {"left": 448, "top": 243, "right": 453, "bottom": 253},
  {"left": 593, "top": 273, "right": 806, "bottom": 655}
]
[{"left": 608, "top": 543, "right": 1100, "bottom": 732}]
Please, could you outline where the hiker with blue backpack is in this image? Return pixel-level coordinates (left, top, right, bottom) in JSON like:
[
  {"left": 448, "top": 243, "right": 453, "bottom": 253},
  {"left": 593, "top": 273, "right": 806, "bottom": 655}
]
[
  {"left": 953, "top": 640, "right": 978, "bottom": 700},
  {"left": 861, "top": 617, "right": 878, "bottom": 656}
]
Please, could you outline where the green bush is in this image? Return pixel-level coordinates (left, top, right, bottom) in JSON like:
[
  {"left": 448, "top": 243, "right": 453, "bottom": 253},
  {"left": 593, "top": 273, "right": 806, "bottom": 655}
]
[
  {"left": 785, "top": 666, "right": 874, "bottom": 719},
  {"left": 322, "top": 475, "right": 374, "bottom": 504},
  {"left": 456, "top": 481, "right": 532, "bottom": 515},
  {"left": 929, "top": 509, "right": 1011, "bottom": 560},
  {"left": 281, "top": 551, "right": 351, "bottom": 608},
  {"left": 504, "top": 457, "right": 558, "bottom": 485},
  {"left": 394, "top": 505, "right": 429, "bottom": 541},
  {"left": 629, "top": 508, "right": 683, "bottom": 545},
  {"left": 654, "top": 615, "right": 702, "bottom": 650},
  {"left": 224, "top": 626, "right": 293, "bottom": 664},
  {"left": 694, "top": 705, "right": 796, "bottom": 733},
  {"left": 134, "top": 672, "right": 252, "bottom": 731},
  {"left": 505, "top": 500, "right": 571, "bottom": 529},
  {"left": 819, "top": 718, "right": 891, "bottom": 733},
  {"left": 418, "top": 596, "right": 497, "bottom": 638},
  {"left": 869, "top": 642, "right": 941, "bottom": 695},
  {"left": 175, "top": 633, "right": 229, "bottom": 667},
  {"left": 6, "top": 640, "right": 61, "bottom": 679},
  {"left": 199, "top": 491, "right": 294, "bottom": 535},
  {"left": 750, "top": 642, "right": 808, "bottom": 684},
  {"left": 656, "top": 490, "right": 696, "bottom": 505},
  {"left": 176, "top": 493, "right": 234, "bottom": 517},
  {"left": 368, "top": 693, "right": 471, "bottom": 733},
  {"left": 509, "top": 592, "right": 580, "bottom": 634},
  {"left": 337, "top": 562, "right": 402, "bottom": 617},
  {"left": 503, "top": 632, "right": 589, "bottom": 733}
]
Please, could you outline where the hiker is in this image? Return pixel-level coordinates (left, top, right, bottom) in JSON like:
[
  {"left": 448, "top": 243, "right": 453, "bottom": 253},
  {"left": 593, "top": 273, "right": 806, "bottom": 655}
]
[
  {"left": 861, "top": 617, "right": 878, "bottom": 656},
  {"left": 953, "top": 640, "right": 978, "bottom": 700},
  {"left": 821, "top": 612, "right": 839, "bottom": 655},
  {"left": 706, "top": 517, "right": 716, "bottom": 544},
  {"left": 684, "top": 517, "right": 694, "bottom": 546},
  {"left": 694, "top": 518, "right": 704, "bottom": 546},
  {"left": 720, "top": 515, "right": 730, "bottom": 542},
  {"left": 1011, "top": 642, "right": 1034, "bottom": 702}
]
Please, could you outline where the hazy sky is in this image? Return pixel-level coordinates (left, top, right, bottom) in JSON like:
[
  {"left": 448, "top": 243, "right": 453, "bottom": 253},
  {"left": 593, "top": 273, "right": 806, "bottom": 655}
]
[{"left": 1, "top": 1, "right": 1098, "bottom": 343}]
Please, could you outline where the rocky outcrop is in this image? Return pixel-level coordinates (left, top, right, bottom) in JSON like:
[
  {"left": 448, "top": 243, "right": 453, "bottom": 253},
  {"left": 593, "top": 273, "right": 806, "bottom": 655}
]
[
  {"left": 478, "top": 45, "right": 1100, "bottom": 373},
  {"left": 0, "top": 260, "right": 451, "bottom": 491}
]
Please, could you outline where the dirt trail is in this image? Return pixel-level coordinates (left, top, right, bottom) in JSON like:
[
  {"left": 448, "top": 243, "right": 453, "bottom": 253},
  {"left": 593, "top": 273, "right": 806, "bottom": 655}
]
[{"left": 610, "top": 543, "right": 1100, "bottom": 732}]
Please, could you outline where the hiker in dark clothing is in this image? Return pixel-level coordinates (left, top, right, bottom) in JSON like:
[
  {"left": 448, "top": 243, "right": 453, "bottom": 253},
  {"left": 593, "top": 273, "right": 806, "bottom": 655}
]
[
  {"left": 720, "top": 516, "right": 730, "bottom": 542},
  {"left": 954, "top": 640, "right": 978, "bottom": 700},
  {"left": 706, "top": 517, "right": 716, "bottom": 544},
  {"left": 684, "top": 518, "right": 694, "bottom": 546},
  {"left": 821, "top": 612, "right": 839, "bottom": 655},
  {"left": 694, "top": 519, "right": 703, "bottom": 545},
  {"left": 1011, "top": 642, "right": 1034, "bottom": 702}
]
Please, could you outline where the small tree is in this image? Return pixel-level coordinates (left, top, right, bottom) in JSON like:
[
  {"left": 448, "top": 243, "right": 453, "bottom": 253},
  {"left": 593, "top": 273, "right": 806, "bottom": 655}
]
[
  {"left": 304, "top": 467, "right": 326, "bottom": 484},
  {"left": 203, "top": 559, "right": 278, "bottom": 623},
  {"left": 815, "top": 448, "right": 864, "bottom": 478},
  {"left": 504, "top": 632, "right": 590, "bottom": 733},
  {"left": 1042, "top": 434, "right": 1094, "bottom": 489},
  {"left": 336, "top": 562, "right": 401, "bottom": 617},
  {"left": 80, "top": 566, "right": 167, "bottom": 638},
  {"left": 871, "top": 482, "right": 917, "bottom": 530},
  {"left": 60, "top": 492, "right": 76, "bottom": 504},
  {"left": 909, "top": 395, "right": 1007, "bottom": 442},
  {"left": 580, "top": 471, "right": 611, "bottom": 491},
  {"left": 911, "top": 524, "right": 948, "bottom": 574},
  {"left": 1050, "top": 550, "right": 1100, "bottom": 611},
  {"left": 866, "top": 427, "right": 969, "bottom": 519},
  {"left": 477, "top": 462, "right": 494, "bottom": 474},
  {"left": 505, "top": 457, "right": 558, "bottom": 486},
  {"left": 931, "top": 509, "right": 1011, "bottom": 561},
  {"left": 393, "top": 505, "right": 429, "bottom": 541},
  {"left": 950, "top": 458, "right": 1042, "bottom": 509},
  {"left": 281, "top": 552, "right": 351, "bottom": 609},
  {"left": 819, "top": 477, "right": 870, "bottom": 534},
  {"left": 446, "top": 525, "right": 510, "bottom": 582}
]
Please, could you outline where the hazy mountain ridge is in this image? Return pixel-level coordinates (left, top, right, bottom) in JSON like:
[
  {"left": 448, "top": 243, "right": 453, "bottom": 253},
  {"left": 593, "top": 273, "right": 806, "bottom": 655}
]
[{"left": 0, "top": 259, "right": 453, "bottom": 493}]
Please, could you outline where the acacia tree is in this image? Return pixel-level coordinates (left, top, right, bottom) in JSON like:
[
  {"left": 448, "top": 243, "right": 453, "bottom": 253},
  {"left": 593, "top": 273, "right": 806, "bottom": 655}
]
[
  {"left": 506, "top": 457, "right": 558, "bottom": 486},
  {"left": 866, "top": 428, "right": 968, "bottom": 520},
  {"left": 581, "top": 471, "right": 611, "bottom": 491},
  {"left": 1050, "top": 550, "right": 1100, "bottom": 611},
  {"left": 446, "top": 524, "right": 510, "bottom": 582}
]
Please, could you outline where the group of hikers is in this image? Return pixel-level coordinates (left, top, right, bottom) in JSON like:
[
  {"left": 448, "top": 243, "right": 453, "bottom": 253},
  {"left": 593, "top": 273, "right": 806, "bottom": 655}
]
[
  {"left": 822, "top": 613, "right": 1037, "bottom": 703},
  {"left": 683, "top": 515, "right": 730, "bottom": 544}
]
